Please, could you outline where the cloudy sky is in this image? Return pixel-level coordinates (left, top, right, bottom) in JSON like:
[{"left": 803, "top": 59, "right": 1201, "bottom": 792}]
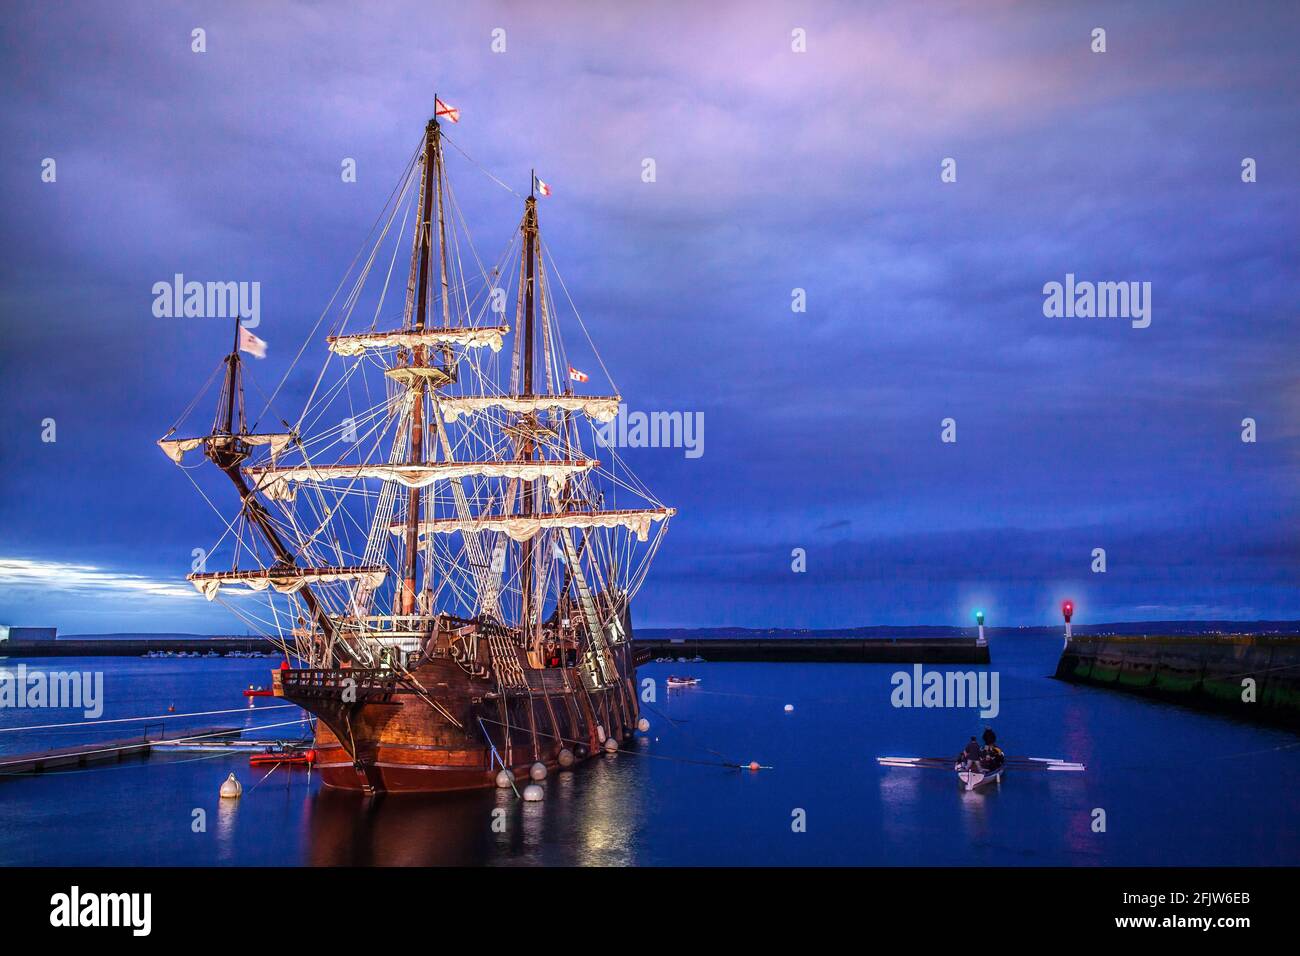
[{"left": 1, "top": 1, "right": 1297, "bottom": 633}]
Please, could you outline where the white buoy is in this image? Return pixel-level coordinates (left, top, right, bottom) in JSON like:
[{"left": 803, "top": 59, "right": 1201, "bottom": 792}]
[
  {"left": 558, "top": 748, "right": 576, "bottom": 768},
  {"left": 495, "top": 769, "right": 513, "bottom": 789},
  {"left": 637, "top": 717, "right": 650, "bottom": 732},
  {"left": 603, "top": 737, "right": 619, "bottom": 753},
  {"left": 784, "top": 704, "right": 794, "bottom": 713},
  {"left": 219, "top": 772, "right": 242, "bottom": 799},
  {"left": 529, "top": 761, "right": 547, "bottom": 781},
  {"left": 522, "top": 783, "right": 544, "bottom": 801},
  {"left": 596, "top": 724, "right": 607, "bottom": 743}
]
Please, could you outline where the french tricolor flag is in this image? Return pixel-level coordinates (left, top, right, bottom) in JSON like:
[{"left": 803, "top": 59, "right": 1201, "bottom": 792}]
[{"left": 535, "top": 176, "right": 552, "bottom": 197}]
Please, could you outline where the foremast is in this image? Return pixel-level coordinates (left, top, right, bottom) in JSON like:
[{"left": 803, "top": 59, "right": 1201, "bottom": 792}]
[{"left": 160, "top": 316, "right": 342, "bottom": 658}]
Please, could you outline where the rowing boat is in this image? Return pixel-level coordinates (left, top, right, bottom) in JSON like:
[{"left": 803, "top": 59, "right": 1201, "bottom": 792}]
[
  {"left": 878, "top": 754, "right": 1085, "bottom": 792},
  {"left": 955, "top": 760, "right": 1003, "bottom": 791}
]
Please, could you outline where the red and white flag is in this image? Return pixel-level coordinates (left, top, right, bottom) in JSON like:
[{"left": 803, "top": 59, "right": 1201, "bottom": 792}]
[
  {"left": 534, "top": 176, "right": 552, "bottom": 197},
  {"left": 568, "top": 366, "right": 589, "bottom": 383},
  {"left": 434, "top": 97, "right": 460, "bottom": 123},
  {"left": 239, "top": 325, "right": 267, "bottom": 359}
]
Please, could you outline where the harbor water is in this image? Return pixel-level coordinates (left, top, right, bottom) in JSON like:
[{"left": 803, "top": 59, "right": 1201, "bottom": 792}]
[{"left": 1, "top": 634, "right": 1297, "bottom": 866}]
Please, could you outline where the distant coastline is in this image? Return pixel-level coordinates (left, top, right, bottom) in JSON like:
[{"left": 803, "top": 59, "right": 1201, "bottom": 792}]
[{"left": 50, "top": 621, "right": 1300, "bottom": 641}]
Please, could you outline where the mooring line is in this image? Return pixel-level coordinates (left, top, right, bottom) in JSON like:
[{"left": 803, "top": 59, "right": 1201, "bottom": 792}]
[
  {"left": 473, "top": 714, "right": 754, "bottom": 771},
  {"left": 639, "top": 701, "right": 735, "bottom": 764},
  {"left": 477, "top": 717, "right": 520, "bottom": 798},
  {"left": 1109, "top": 737, "right": 1300, "bottom": 773},
  {"left": 480, "top": 712, "right": 759, "bottom": 775},
  {"left": 247, "top": 761, "right": 284, "bottom": 792},
  {"left": 0, "top": 703, "right": 296, "bottom": 735}
]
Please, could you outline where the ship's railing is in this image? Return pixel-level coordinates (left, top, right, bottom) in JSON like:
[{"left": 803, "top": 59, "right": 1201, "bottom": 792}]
[{"left": 276, "top": 667, "right": 399, "bottom": 702}]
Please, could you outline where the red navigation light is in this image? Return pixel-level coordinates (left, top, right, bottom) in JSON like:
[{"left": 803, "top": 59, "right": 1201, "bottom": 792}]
[{"left": 1062, "top": 600, "right": 1074, "bottom": 623}]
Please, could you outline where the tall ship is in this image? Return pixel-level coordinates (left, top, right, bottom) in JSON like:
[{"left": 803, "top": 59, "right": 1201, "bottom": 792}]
[{"left": 159, "top": 102, "right": 675, "bottom": 793}]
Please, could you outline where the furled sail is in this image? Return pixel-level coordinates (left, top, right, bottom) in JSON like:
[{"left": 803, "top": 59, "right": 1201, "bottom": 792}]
[
  {"left": 245, "top": 459, "right": 598, "bottom": 501},
  {"left": 438, "top": 395, "right": 622, "bottom": 423},
  {"left": 396, "top": 506, "right": 676, "bottom": 543},
  {"left": 188, "top": 565, "right": 387, "bottom": 601},
  {"left": 327, "top": 325, "right": 510, "bottom": 356},
  {"left": 158, "top": 432, "right": 294, "bottom": 465}
]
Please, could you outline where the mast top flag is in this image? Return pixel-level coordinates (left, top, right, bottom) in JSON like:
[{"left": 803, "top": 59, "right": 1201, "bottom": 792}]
[
  {"left": 434, "top": 96, "right": 460, "bottom": 123},
  {"left": 238, "top": 325, "right": 266, "bottom": 359}
]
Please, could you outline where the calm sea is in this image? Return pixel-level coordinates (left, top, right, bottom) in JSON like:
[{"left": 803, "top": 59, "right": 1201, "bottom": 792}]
[{"left": 2, "top": 634, "right": 1297, "bottom": 866}]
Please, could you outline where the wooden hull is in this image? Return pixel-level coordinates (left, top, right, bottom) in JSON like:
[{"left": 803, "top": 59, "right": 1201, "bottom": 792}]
[{"left": 282, "top": 646, "right": 641, "bottom": 794}]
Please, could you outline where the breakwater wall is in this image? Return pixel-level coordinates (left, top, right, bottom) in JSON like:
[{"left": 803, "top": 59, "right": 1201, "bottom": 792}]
[
  {"left": 1055, "top": 635, "right": 1300, "bottom": 726},
  {"left": 637, "top": 637, "right": 989, "bottom": 664}
]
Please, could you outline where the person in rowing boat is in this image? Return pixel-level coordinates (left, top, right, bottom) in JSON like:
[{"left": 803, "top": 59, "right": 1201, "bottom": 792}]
[
  {"left": 959, "top": 736, "right": 982, "bottom": 770},
  {"left": 979, "top": 728, "right": 1004, "bottom": 772}
]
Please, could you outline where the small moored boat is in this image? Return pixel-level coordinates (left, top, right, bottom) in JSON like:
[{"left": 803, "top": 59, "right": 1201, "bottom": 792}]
[{"left": 249, "top": 743, "right": 316, "bottom": 767}]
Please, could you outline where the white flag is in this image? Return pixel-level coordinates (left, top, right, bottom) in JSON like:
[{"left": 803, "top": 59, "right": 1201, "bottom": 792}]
[{"left": 239, "top": 325, "right": 267, "bottom": 359}]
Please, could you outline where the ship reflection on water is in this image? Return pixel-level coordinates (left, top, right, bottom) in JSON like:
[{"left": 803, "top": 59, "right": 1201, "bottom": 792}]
[{"left": 305, "top": 749, "right": 647, "bottom": 866}]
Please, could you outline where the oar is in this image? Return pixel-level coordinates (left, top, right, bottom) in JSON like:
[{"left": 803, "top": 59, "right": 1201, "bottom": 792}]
[
  {"left": 1003, "top": 757, "right": 1085, "bottom": 771},
  {"left": 876, "top": 756, "right": 953, "bottom": 770}
]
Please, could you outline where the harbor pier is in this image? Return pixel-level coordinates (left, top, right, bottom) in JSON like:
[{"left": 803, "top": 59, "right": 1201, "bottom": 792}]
[
  {"left": 0, "top": 726, "right": 244, "bottom": 778},
  {"left": 1055, "top": 634, "right": 1300, "bottom": 727}
]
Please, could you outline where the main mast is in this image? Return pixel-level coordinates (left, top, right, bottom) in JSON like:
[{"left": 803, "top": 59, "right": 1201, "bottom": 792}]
[
  {"left": 519, "top": 181, "right": 540, "bottom": 641},
  {"left": 401, "top": 116, "right": 441, "bottom": 616}
]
